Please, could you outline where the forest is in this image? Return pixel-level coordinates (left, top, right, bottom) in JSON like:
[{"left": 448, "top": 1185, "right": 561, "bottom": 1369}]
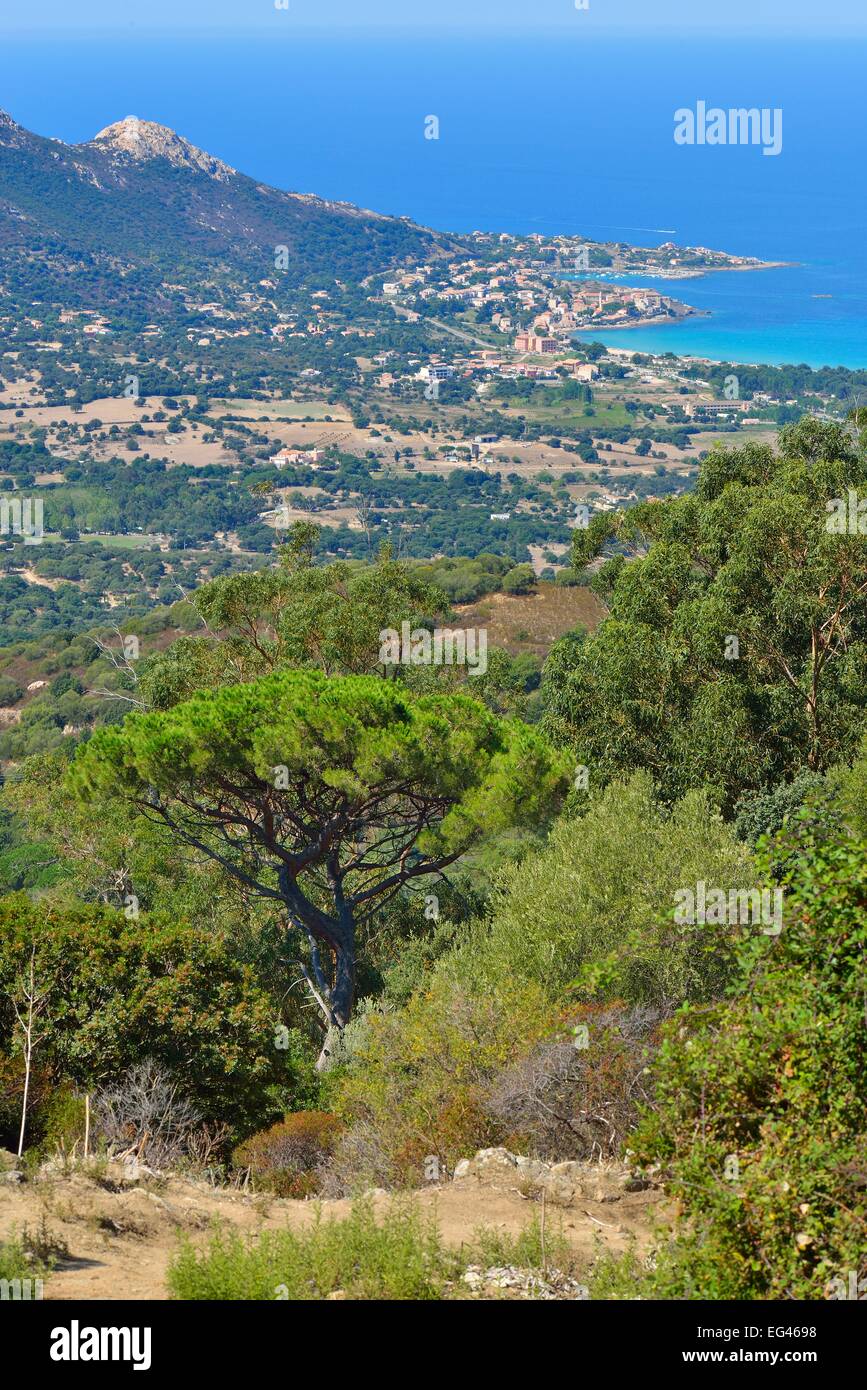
[{"left": 1, "top": 414, "right": 864, "bottom": 1301}]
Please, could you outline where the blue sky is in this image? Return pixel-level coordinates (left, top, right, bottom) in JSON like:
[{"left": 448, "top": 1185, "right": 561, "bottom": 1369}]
[{"left": 2, "top": 0, "right": 866, "bottom": 36}]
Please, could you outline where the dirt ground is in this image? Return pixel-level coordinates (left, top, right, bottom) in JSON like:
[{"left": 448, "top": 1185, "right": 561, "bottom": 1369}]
[{"left": 0, "top": 1160, "right": 669, "bottom": 1301}]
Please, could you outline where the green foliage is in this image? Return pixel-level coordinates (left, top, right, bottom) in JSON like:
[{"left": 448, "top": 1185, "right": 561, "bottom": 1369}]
[
  {"left": 333, "top": 976, "right": 551, "bottom": 1184},
  {"left": 169, "top": 1199, "right": 461, "bottom": 1301},
  {"left": 168, "top": 1198, "right": 561, "bottom": 1300},
  {"left": 139, "top": 545, "right": 452, "bottom": 706},
  {"left": 0, "top": 1233, "right": 50, "bottom": 1287},
  {"left": 0, "top": 897, "right": 292, "bottom": 1137},
  {"left": 448, "top": 774, "right": 753, "bottom": 1007},
  {"left": 733, "top": 769, "right": 825, "bottom": 847},
  {"left": 631, "top": 809, "right": 867, "bottom": 1299},
  {"left": 550, "top": 420, "right": 867, "bottom": 808},
  {"left": 70, "top": 670, "right": 569, "bottom": 1033},
  {"left": 470, "top": 1211, "right": 571, "bottom": 1274},
  {"left": 0, "top": 676, "right": 23, "bottom": 705},
  {"left": 500, "top": 563, "right": 535, "bottom": 596}
]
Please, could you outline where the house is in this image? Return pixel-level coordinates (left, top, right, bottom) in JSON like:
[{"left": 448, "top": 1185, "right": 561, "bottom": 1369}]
[{"left": 270, "top": 448, "right": 326, "bottom": 468}]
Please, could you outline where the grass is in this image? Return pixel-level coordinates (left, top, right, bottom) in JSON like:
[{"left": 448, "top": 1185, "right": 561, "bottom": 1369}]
[
  {"left": 0, "top": 1219, "right": 65, "bottom": 1294},
  {"left": 168, "top": 1199, "right": 571, "bottom": 1301},
  {"left": 0, "top": 1237, "right": 38, "bottom": 1285},
  {"left": 456, "top": 580, "right": 607, "bottom": 659}
]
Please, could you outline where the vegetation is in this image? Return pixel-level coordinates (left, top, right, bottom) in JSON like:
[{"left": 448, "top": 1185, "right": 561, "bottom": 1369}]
[
  {"left": 1, "top": 276, "right": 864, "bottom": 1304},
  {"left": 168, "top": 1198, "right": 564, "bottom": 1301}
]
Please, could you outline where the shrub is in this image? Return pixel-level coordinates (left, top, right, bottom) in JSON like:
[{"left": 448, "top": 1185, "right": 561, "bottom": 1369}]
[
  {"left": 168, "top": 1198, "right": 567, "bottom": 1301},
  {"left": 630, "top": 812, "right": 867, "bottom": 1299},
  {"left": 0, "top": 677, "right": 23, "bottom": 706},
  {"left": 0, "top": 1053, "right": 54, "bottom": 1152},
  {"left": 333, "top": 976, "right": 551, "bottom": 1186},
  {"left": 92, "top": 1061, "right": 227, "bottom": 1170},
  {"left": 733, "top": 769, "right": 825, "bottom": 847},
  {"left": 484, "top": 1004, "right": 662, "bottom": 1162},
  {"left": 35, "top": 1085, "right": 87, "bottom": 1158},
  {"left": 501, "top": 564, "right": 535, "bottom": 596},
  {"left": 169, "top": 1198, "right": 458, "bottom": 1300},
  {"left": 0, "top": 898, "right": 292, "bottom": 1139},
  {"left": 447, "top": 774, "right": 754, "bottom": 1008},
  {"left": 233, "top": 1112, "right": 343, "bottom": 1198}
]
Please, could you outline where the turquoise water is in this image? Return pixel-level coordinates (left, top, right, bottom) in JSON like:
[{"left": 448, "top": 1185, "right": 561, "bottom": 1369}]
[
  {"left": 571, "top": 266, "right": 867, "bottom": 367},
  {"left": 1, "top": 31, "right": 865, "bottom": 368}
]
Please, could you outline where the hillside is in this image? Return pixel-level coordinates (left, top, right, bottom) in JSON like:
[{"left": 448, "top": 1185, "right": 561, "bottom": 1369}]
[
  {"left": 0, "top": 108, "right": 457, "bottom": 308},
  {"left": 0, "top": 1149, "right": 668, "bottom": 1302}
]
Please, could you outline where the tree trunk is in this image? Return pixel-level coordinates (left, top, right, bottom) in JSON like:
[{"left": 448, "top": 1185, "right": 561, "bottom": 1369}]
[
  {"left": 314, "top": 937, "right": 355, "bottom": 1072},
  {"left": 17, "top": 1043, "right": 32, "bottom": 1160}
]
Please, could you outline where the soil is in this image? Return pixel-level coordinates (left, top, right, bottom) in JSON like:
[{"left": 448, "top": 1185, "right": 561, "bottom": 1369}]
[{"left": 0, "top": 1160, "right": 670, "bottom": 1301}]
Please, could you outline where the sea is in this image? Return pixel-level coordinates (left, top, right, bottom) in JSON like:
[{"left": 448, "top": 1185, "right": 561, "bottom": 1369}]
[{"left": 2, "top": 29, "right": 866, "bottom": 369}]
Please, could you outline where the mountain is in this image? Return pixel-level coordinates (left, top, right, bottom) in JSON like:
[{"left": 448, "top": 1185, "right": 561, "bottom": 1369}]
[
  {"left": 90, "top": 116, "right": 238, "bottom": 182},
  {"left": 0, "top": 107, "right": 456, "bottom": 306}
]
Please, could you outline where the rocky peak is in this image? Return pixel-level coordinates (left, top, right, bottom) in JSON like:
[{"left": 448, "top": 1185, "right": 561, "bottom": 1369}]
[{"left": 90, "top": 116, "right": 236, "bottom": 181}]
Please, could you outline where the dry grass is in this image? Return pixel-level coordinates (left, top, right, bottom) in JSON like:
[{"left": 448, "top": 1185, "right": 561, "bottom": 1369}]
[{"left": 456, "top": 581, "right": 606, "bottom": 660}]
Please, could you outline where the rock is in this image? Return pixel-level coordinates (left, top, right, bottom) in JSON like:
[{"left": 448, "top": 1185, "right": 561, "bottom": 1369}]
[
  {"left": 545, "top": 1179, "right": 576, "bottom": 1206},
  {"left": 119, "top": 1160, "right": 157, "bottom": 1182},
  {"left": 550, "top": 1161, "right": 585, "bottom": 1180},
  {"left": 515, "top": 1157, "right": 548, "bottom": 1183},
  {"left": 450, "top": 1147, "right": 639, "bottom": 1210},
  {"left": 461, "top": 1263, "right": 589, "bottom": 1300},
  {"left": 1, "top": 1169, "right": 25, "bottom": 1184}
]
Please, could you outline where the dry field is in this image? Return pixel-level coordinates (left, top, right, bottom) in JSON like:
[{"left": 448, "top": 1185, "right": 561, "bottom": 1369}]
[{"left": 457, "top": 581, "right": 606, "bottom": 660}]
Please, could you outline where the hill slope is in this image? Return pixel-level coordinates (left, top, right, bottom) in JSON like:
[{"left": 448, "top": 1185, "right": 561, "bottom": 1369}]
[{"left": 0, "top": 107, "right": 456, "bottom": 304}]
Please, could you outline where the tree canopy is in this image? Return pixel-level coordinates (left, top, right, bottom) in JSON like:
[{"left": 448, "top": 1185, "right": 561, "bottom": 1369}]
[
  {"left": 549, "top": 419, "right": 867, "bottom": 807},
  {"left": 70, "top": 670, "right": 569, "bottom": 1059}
]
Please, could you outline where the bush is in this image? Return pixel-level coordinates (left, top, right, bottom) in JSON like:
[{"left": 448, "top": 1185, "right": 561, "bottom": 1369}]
[
  {"left": 733, "top": 769, "right": 825, "bottom": 847},
  {"left": 0, "top": 677, "right": 23, "bottom": 706},
  {"left": 0, "top": 1053, "right": 54, "bottom": 1152},
  {"left": 501, "top": 564, "right": 535, "bottom": 596},
  {"left": 630, "top": 811, "right": 867, "bottom": 1299},
  {"left": 169, "top": 1198, "right": 458, "bottom": 1300},
  {"left": 35, "top": 1085, "right": 87, "bottom": 1158},
  {"left": 93, "top": 1061, "right": 229, "bottom": 1170},
  {"left": 333, "top": 976, "right": 551, "bottom": 1186},
  {"left": 233, "top": 1112, "right": 343, "bottom": 1198},
  {"left": 484, "top": 1004, "right": 662, "bottom": 1162},
  {"left": 0, "top": 898, "right": 293, "bottom": 1140},
  {"left": 168, "top": 1198, "right": 567, "bottom": 1301},
  {"left": 447, "top": 774, "right": 753, "bottom": 1008},
  {"left": 316, "top": 1120, "right": 399, "bottom": 1199}
]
